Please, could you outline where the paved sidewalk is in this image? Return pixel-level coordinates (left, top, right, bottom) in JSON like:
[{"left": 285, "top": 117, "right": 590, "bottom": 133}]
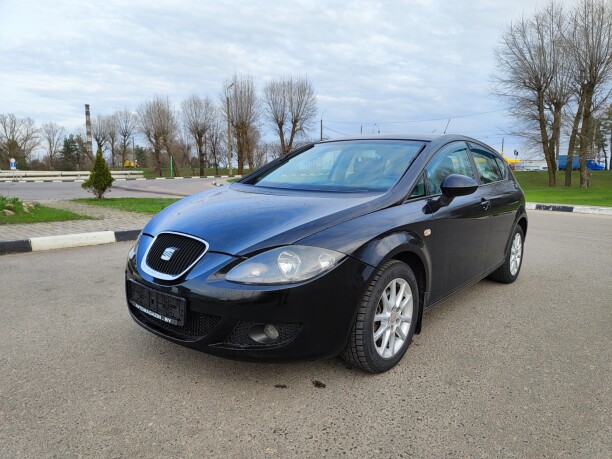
[{"left": 0, "top": 200, "right": 150, "bottom": 241}]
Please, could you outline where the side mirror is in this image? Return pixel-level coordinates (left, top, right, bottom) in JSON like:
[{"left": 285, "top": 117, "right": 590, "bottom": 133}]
[{"left": 440, "top": 174, "right": 478, "bottom": 199}]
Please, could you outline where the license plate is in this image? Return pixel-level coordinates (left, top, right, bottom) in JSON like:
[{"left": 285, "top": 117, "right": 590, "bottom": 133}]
[{"left": 128, "top": 280, "right": 186, "bottom": 326}]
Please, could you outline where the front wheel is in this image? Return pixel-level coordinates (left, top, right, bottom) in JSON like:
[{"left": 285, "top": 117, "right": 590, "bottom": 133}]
[
  {"left": 489, "top": 225, "right": 524, "bottom": 284},
  {"left": 342, "top": 260, "right": 419, "bottom": 373}
]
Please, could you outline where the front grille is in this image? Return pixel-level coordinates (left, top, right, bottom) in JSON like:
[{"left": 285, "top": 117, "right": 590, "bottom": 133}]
[
  {"left": 130, "top": 303, "right": 221, "bottom": 340},
  {"left": 143, "top": 232, "right": 208, "bottom": 280},
  {"left": 224, "top": 321, "right": 302, "bottom": 348}
]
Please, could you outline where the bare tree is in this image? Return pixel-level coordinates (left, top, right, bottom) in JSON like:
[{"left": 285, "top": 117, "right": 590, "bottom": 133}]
[
  {"left": 564, "top": 93, "right": 585, "bottom": 184},
  {"left": 564, "top": 79, "right": 610, "bottom": 183},
  {"left": 600, "top": 103, "right": 612, "bottom": 169},
  {"left": 181, "top": 94, "right": 216, "bottom": 176},
  {"left": 492, "top": 3, "right": 568, "bottom": 186},
  {"left": 221, "top": 74, "right": 260, "bottom": 174},
  {"left": 91, "top": 114, "right": 110, "bottom": 154},
  {"left": 246, "top": 126, "right": 265, "bottom": 170},
  {"left": 0, "top": 113, "right": 39, "bottom": 168},
  {"left": 253, "top": 141, "right": 280, "bottom": 168},
  {"left": 544, "top": 5, "right": 574, "bottom": 163},
  {"left": 564, "top": 0, "right": 612, "bottom": 188},
  {"left": 168, "top": 131, "right": 192, "bottom": 172},
  {"left": 106, "top": 114, "right": 120, "bottom": 168},
  {"left": 264, "top": 75, "right": 318, "bottom": 155},
  {"left": 137, "top": 96, "right": 177, "bottom": 177},
  {"left": 263, "top": 141, "right": 283, "bottom": 163},
  {"left": 40, "top": 122, "right": 66, "bottom": 170},
  {"left": 116, "top": 108, "right": 137, "bottom": 169},
  {"left": 592, "top": 117, "right": 608, "bottom": 168},
  {"left": 206, "top": 121, "right": 225, "bottom": 175}
]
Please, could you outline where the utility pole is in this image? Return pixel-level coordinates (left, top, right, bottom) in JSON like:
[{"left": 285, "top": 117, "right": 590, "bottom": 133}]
[{"left": 320, "top": 109, "right": 326, "bottom": 141}]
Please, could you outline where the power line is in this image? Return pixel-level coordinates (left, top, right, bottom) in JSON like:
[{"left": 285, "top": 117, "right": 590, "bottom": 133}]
[
  {"left": 326, "top": 108, "right": 507, "bottom": 125},
  {"left": 324, "top": 126, "right": 352, "bottom": 136}
]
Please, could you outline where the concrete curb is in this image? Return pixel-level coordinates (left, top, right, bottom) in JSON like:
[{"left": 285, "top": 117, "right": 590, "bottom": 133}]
[
  {"left": 0, "top": 229, "right": 141, "bottom": 256},
  {"left": 526, "top": 202, "right": 612, "bottom": 215},
  {"left": 2, "top": 201, "right": 610, "bottom": 256}
]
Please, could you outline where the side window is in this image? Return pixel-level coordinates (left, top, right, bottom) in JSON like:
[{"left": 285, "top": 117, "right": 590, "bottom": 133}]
[
  {"left": 425, "top": 142, "right": 474, "bottom": 195},
  {"left": 468, "top": 143, "right": 503, "bottom": 184},
  {"left": 494, "top": 156, "right": 508, "bottom": 179},
  {"left": 408, "top": 174, "right": 426, "bottom": 199}
]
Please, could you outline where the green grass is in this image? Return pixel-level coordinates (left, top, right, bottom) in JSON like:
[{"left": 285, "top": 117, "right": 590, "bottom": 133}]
[
  {"left": 75, "top": 197, "right": 180, "bottom": 214},
  {"left": 513, "top": 170, "right": 612, "bottom": 207},
  {"left": 0, "top": 196, "right": 91, "bottom": 225}
]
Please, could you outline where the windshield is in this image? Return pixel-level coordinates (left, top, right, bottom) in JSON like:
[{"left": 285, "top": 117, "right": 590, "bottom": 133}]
[{"left": 247, "top": 140, "right": 425, "bottom": 192}]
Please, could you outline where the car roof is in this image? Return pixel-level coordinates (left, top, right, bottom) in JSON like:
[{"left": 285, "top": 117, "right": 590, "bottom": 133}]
[
  {"left": 318, "top": 133, "right": 500, "bottom": 154},
  {"left": 320, "top": 133, "right": 482, "bottom": 143}
]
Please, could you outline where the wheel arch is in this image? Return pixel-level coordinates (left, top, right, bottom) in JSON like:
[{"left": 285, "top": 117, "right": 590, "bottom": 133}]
[
  {"left": 504, "top": 210, "right": 528, "bottom": 256},
  {"left": 354, "top": 231, "right": 431, "bottom": 335},
  {"left": 517, "top": 214, "right": 528, "bottom": 237},
  {"left": 390, "top": 251, "right": 427, "bottom": 335}
]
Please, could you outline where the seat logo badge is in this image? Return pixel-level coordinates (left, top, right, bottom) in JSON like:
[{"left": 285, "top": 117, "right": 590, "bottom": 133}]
[
  {"left": 424, "top": 229, "right": 432, "bottom": 237},
  {"left": 161, "top": 247, "right": 179, "bottom": 261}
]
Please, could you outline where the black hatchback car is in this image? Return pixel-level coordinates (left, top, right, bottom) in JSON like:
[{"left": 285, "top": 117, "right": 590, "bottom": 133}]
[{"left": 126, "top": 134, "right": 527, "bottom": 373}]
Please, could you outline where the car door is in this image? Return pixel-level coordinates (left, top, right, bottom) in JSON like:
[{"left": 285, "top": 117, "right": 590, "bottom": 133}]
[
  {"left": 425, "top": 141, "right": 491, "bottom": 303},
  {"left": 467, "top": 142, "right": 519, "bottom": 271}
]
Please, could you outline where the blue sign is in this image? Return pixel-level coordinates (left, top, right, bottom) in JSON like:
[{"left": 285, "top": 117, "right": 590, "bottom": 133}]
[{"left": 9, "top": 158, "right": 16, "bottom": 170}]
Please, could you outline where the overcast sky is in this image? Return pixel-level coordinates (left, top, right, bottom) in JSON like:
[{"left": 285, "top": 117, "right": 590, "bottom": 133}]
[{"left": 0, "top": 0, "right": 571, "bottom": 159}]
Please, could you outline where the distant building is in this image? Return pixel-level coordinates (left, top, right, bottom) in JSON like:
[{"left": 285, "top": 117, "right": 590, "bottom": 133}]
[{"left": 515, "top": 159, "right": 547, "bottom": 171}]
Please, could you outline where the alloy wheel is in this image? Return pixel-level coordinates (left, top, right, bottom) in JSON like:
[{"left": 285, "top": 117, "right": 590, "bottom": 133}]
[
  {"left": 509, "top": 232, "right": 522, "bottom": 276},
  {"left": 373, "top": 278, "right": 413, "bottom": 358}
]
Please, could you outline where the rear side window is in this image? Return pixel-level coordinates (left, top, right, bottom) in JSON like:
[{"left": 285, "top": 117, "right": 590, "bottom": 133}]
[
  {"left": 468, "top": 143, "right": 503, "bottom": 184},
  {"left": 494, "top": 156, "right": 508, "bottom": 178},
  {"left": 425, "top": 142, "right": 474, "bottom": 195}
]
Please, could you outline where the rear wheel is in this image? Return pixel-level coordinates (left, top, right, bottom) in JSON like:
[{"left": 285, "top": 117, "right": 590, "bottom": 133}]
[
  {"left": 342, "top": 260, "right": 419, "bottom": 373},
  {"left": 489, "top": 226, "right": 524, "bottom": 284}
]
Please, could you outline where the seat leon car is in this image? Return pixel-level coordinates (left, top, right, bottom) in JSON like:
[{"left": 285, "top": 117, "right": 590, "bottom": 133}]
[{"left": 125, "top": 134, "right": 527, "bottom": 373}]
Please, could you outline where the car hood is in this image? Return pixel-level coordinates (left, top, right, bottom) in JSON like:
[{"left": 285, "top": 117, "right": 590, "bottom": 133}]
[{"left": 143, "top": 184, "right": 389, "bottom": 256}]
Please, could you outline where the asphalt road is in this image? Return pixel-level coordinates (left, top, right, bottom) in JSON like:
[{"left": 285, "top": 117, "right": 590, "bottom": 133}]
[
  {"left": 1, "top": 211, "right": 610, "bottom": 458},
  {"left": 0, "top": 177, "right": 227, "bottom": 201}
]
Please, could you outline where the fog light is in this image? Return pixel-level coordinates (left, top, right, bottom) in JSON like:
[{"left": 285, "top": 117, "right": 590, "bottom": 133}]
[
  {"left": 264, "top": 324, "right": 279, "bottom": 340},
  {"left": 248, "top": 323, "right": 280, "bottom": 344}
]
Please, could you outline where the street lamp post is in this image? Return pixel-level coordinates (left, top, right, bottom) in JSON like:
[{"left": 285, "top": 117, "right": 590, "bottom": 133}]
[{"left": 226, "top": 82, "right": 234, "bottom": 176}]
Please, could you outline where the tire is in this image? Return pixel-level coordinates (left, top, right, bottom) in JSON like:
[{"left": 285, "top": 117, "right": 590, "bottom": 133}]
[
  {"left": 342, "top": 260, "right": 419, "bottom": 373},
  {"left": 489, "top": 225, "right": 524, "bottom": 284}
]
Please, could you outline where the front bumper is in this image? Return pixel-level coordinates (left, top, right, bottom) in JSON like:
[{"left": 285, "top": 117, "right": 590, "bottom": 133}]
[{"left": 125, "top": 247, "right": 375, "bottom": 361}]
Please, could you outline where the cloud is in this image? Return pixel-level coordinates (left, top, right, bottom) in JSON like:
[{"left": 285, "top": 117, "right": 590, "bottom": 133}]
[{"left": 0, "top": 0, "right": 571, "bottom": 155}]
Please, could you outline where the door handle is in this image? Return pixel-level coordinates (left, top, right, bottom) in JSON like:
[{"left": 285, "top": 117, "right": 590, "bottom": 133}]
[{"left": 481, "top": 199, "right": 491, "bottom": 210}]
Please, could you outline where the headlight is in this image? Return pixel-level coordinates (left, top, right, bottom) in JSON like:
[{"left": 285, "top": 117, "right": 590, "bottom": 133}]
[
  {"left": 225, "top": 245, "right": 345, "bottom": 285},
  {"left": 128, "top": 230, "right": 143, "bottom": 260}
]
